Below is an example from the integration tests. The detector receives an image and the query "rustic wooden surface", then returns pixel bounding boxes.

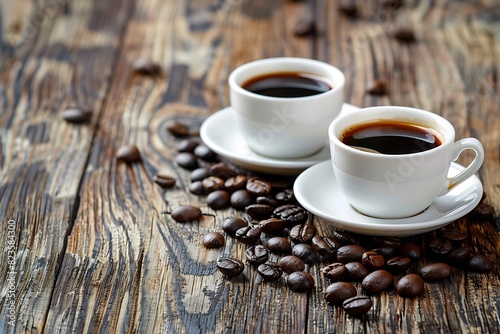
[1,0,499,333]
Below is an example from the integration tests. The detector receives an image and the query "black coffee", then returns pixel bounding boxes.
[242,72,332,97]
[341,121,442,155]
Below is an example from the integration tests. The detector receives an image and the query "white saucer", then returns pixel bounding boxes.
[200,104,360,175]
[294,161,483,237]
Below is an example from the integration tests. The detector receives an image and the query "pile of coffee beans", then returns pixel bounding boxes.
[163,119,495,318]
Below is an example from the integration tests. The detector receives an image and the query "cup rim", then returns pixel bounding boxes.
[328,106,456,158]
[228,57,345,101]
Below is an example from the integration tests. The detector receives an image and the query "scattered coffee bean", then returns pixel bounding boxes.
[61,107,92,123]
[372,236,402,249]
[217,258,244,277]
[396,274,425,298]
[176,138,199,152]
[290,224,316,244]
[287,271,315,292]
[190,167,212,182]
[398,243,422,260]
[202,176,225,193]
[383,0,403,11]
[245,204,273,220]
[312,236,340,259]
[225,175,247,192]
[393,27,416,43]
[132,58,161,76]
[470,203,495,219]
[246,245,269,266]
[362,270,394,294]
[331,230,357,245]
[194,144,217,161]
[337,1,357,17]
[428,238,452,257]
[322,263,347,282]
[256,196,279,207]
[292,243,318,264]
[372,246,397,259]
[235,225,262,245]
[175,152,198,169]
[345,262,370,281]
[273,204,308,226]
[343,296,373,317]
[257,263,283,282]
[116,144,141,162]
[210,163,236,179]
[324,282,357,304]
[166,120,190,137]
[259,218,286,234]
[275,189,294,204]
[230,190,253,210]
[266,237,291,254]
[222,217,247,236]
[361,251,385,270]
[207,190,230,210]
[246,177,272,196]
[386,256,411,274]
[293,16,316,37]
[203,232,225,248]
[441,229,468,243]
[337,245,367,263]
[419,263,453,282]
[468,254,493,273]
[154,173,176,188]
[189,181,205,195]
[171,205,202,222]
[448,246,472,264]
[279,255,306,274]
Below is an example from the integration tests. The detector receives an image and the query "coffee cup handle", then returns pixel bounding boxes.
[439,138,484,196]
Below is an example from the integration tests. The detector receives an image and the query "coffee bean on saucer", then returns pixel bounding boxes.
[386,256,411,274]
[322,263,347,282]
[361,270,394,294]
[176,138,199,152]
[203,232,225,248]
[194,144,217,162]
[292,243,318,264]
[257,263,283,282]
[398,243,422,260]
[312,236,340,259]
[361,251,385,270]
[217,258,244,277]
[324,282,357,304]
[235,225,262,245]
[273,204,308,226]
[222,217,247,236]
[191,167,212,182]
[189,181,205,195]
[259,218,286,234]
[61,107,92,123]
[207,190,230,210]
[343,296,373,317]
[395,274,424,298]
[246,245,269,266]
[246,177,272,196]
[116,144,141,162]
[154,173,176,188]
[345,262,370,281]
[166,120,190,137]
[290,224,316,244]
[266,237,291,254]
[428,238,452,257]
[468,254,493,273]
[202,176,225,193]
[225,175,248,192]
[175,152,198,169]
[279,255,306,274]
[287,271,315,292]
[245,204,273,220]
[419,263,453,282]
[171,205,202,222]
[230,190,253,210]
[132,58,161,76]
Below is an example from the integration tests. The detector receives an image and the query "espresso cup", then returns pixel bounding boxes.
[229,57,345,159]
[328,106,484,219]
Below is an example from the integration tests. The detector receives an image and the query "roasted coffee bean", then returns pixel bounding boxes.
[202,176,225,193]
[361,251,385,270]
[383,0,403,11]
[273,204,308,226]
[441,229,468,243]
[206,190,230,210]
[361,270,394,294]
[194,145,217,162]
[275,189,294,203]
[61,107,92,123]
[393,27,416,43]
[210,163,236,179]
[372,246,397,260]
[287,272,315,292]
[312,236,340,259]
[116,144,141,162]
[132,58,161,76]
[292,243,318,264]
[171,205,202,222]
[246,245,269,266]
[256,196,279,207]
[366,79,388,95]
[257,263,283,282]
[235,226,262,245]
[246,177,272,196]
[343,296,373,317]
[230,190,253,210]
[217,258,244,277]
[189,181,205,195]
[448,246,472,264]
[386,256,411,274]
[202,232,225,248]
[419,263,453,282]
[166,120,189,137]
[225,175,248,192]
[222,217,247,236]
[395,274,424,298]
[324,282,357,304]
[337,1,357,17]
[190,167,212,182]
[175,152,198,169]
[322,263,347,282]
[290,224,316,244]
[331,230,357,245]
[470,203,495,219]
[268,179,291,191]
[279,255,306,274]
[293,14,316,37]
[266,237,291,254]
[345,262,370,281]
[468,254,493,273]
[259,218,286,234]
[245,204,273,219]
[154,173,176,188]
[372,236,402,249]
[398,243,422,260]
[337,245,367,264]
[176,138,199,152]
[428,238,452,257]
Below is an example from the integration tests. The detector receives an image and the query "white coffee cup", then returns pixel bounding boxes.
[328,106,484,219]
[229,57,345,159]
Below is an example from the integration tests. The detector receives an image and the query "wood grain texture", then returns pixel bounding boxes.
[0,0,499,333]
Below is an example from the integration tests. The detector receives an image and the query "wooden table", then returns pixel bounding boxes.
[1,0,499,332]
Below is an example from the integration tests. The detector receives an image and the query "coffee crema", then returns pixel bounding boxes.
[340,121,442,155]
[242,72,332,98]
